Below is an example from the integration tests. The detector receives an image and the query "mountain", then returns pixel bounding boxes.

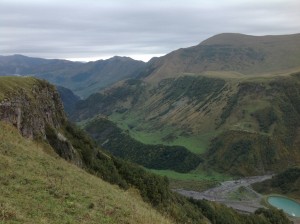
[0,77,291,224]
[141,33,300,82]
[0,76,198,223]
[0,121,172,224]
[0,54,80,75]
[83,117,202,172]
[72,33,300,178]
[57,85,80,116]
[0,55,146,98]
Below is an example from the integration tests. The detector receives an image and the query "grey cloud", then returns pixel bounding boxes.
[0,0,300,61]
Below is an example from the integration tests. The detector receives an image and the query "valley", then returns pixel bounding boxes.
[1,32,300,223]
[176,175,273,213]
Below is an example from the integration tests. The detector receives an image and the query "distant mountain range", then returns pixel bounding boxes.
[71,33,300,177]
[141,33,300,82]
[0,54,146,98]
[2,33,300,177]
[1,33,299,222]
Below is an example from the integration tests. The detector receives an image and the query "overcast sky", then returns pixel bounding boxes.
[1,0,300,62]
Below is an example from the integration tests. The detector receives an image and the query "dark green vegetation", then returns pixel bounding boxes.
[253,168,300,200]
[0,121,173,224]
[72,75,226,154]
[57,85,80,116]
[84,117,202,172]
[206,76,300,176]
[73,73,300,178]
[0,55,145,98]
[189,199,292,224]
[0,76,293,223]
[72,79,145,121]
[0,119,291,224]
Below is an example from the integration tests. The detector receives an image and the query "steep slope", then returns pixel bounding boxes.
[84,117,202,172]
[57,85,80,116]
[73,72,300,176]
[70,33,300,177]
[0,77,66,139]
[0,121,173,224]
[0,76,205,223]
[141,33,300,82]
[252,167,300,200]
[1,123,291,224]
[0,55,145,98]
[0,76,293,224]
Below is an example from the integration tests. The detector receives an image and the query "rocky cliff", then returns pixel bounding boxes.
[0,76,81,165]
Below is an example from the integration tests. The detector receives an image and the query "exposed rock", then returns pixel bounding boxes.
[0,83,64,138]
[0,78,82,166]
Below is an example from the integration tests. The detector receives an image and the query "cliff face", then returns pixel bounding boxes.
[0,80,64,138]
[0,77,82,165]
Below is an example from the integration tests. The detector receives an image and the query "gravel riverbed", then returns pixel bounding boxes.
[175,175,273,213]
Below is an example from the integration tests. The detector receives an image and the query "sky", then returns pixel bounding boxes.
[1,0,300,62]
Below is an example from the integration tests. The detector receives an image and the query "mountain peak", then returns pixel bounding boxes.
[200,32,300,46]
[143,33,300,82]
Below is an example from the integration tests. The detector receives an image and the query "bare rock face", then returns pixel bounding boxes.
[0,78,82,166]
[0,82,65,138]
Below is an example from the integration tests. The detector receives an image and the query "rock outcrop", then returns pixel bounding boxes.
[0,80,65,138]
[0,77,82,165]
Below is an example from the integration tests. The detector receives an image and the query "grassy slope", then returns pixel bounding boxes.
[2,121,285,224]
[73,72,300,180]
[0,121,173,224]
[0,76,39,101]
[0,55,145,98]
[148,169,230,192]
[144,33,300,83]
[109,112,211,154]
[1,76,295,224]
[116,74,300,176]
[84,117,202,172]
[0,76,210,224]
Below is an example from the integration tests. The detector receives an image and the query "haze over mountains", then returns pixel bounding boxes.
[0,54,145,98]
[2,33,300,98]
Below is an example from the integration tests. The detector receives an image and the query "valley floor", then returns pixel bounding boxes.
[175,175,273,213]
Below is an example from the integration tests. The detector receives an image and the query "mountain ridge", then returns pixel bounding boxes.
[141,33,300,82]
[0,55,146,98]
[0,76,293,223]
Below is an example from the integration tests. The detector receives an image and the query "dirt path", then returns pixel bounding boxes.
[175,175,273,213]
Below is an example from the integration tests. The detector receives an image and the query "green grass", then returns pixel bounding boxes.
[0,121,173,224]
[147,169,229,182]
[109,112,216,154]
[0,76,39,101]
[146,168,231,192]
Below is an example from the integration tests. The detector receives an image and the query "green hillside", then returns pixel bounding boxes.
[73,70,300,177]
[57,85,80,116]
[0,121,172,224]
[252,168,300,200]
[0,121,292,224]
[0,55,145,98]
[142,33,300,83]
[83,117,202,172]
[0,76,294,224]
